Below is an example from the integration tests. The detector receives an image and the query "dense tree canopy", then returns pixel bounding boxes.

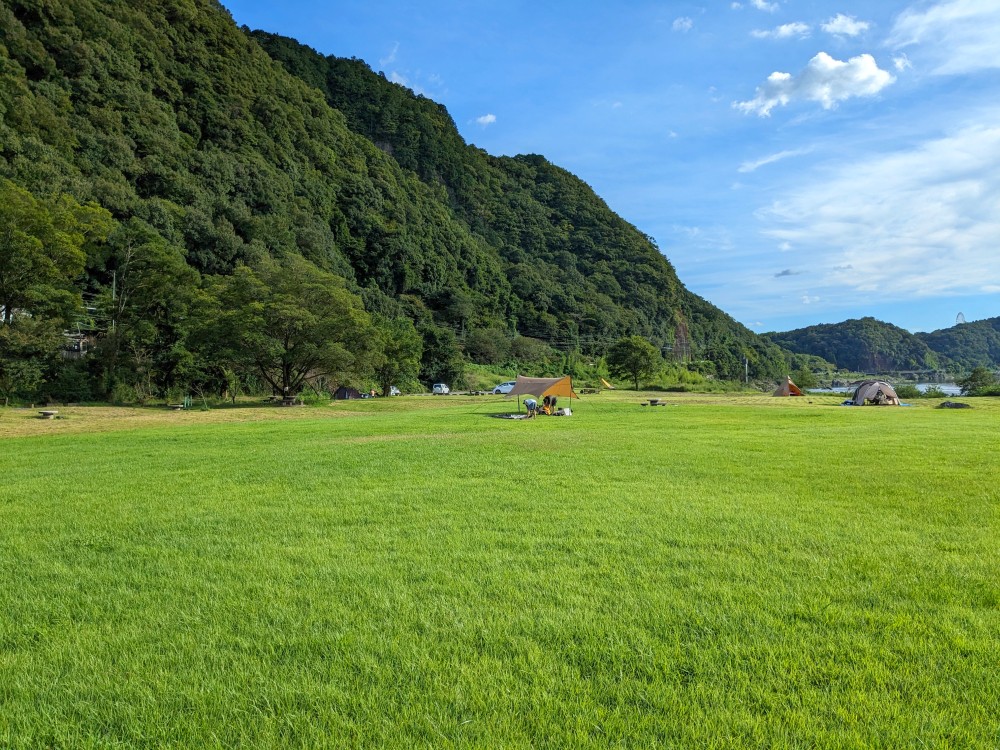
[916,318,1000,370]
[204,255,375,397]
[764,317,944,373]
[607,336,662,390]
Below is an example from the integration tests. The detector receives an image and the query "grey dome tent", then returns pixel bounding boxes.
[850,380,900,406]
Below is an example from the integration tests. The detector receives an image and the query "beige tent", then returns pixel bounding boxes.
[505,375,579,400]
[774,376,804,397]
[850,380,900,406]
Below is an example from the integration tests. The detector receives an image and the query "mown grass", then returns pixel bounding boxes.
[2,394,998,748]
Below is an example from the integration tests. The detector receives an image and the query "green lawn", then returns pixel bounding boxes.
[2,394,998,748]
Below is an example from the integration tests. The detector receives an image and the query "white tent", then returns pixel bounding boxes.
[850,380,900,406]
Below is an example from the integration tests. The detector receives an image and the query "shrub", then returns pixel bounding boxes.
[958,366,998,396]
[894,384,920,399]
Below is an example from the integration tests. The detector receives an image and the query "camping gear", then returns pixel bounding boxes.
[773,376,804,397]
[333,385,363,400]
[850,380,900,406]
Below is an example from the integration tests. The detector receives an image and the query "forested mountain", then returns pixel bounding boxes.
[248,30,787,377]
[763,317,944,372]
[1,0,788,403]
[916,317,1000,370]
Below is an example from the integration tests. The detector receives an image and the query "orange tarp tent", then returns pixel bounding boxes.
[505,375,579,400]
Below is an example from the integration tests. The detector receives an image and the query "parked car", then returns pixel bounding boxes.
[389,386,401,396]
[492,381,517,395]
[432,383,450,395]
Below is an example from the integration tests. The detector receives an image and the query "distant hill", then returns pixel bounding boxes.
[763,317,944,372]
[916,317,1000,370]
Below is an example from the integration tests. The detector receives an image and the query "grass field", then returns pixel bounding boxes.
[2,393,998,748]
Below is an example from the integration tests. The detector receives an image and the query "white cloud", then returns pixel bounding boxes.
[379,42,399,67]
[821,14,870,37]
[735,52,895,116]
[738,148,811,173]
[388,71,428,97]
[751,22,811,40]
[673,17,694,32]
[801,295,820,305]
[751,0,778,12]
[893,54,913,72]
[475,113,497,126]
[731,2,743,8]
[888,0,1000,75]
[758,120,1000,299]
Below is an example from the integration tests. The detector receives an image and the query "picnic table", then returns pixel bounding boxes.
[37,410,59,419]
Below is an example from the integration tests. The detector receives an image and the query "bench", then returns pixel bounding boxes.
[640,401,667,407]
[38,410,59,419]
[167,404,185,411]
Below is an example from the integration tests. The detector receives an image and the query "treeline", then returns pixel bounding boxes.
[764,317,945,373]
[916,318,1000,370]
[1,0,792,405]
[766,316,1000,373]
[0,178,728,405]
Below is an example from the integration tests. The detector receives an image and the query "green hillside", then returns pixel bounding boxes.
[763,317,944,373]
[1,0,787,404]
[916,317,1000,370]
[249,31,787,377]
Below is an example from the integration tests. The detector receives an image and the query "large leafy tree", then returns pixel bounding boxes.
[204,255,375,397]
[0,316,60,405]
[91,218,200,397]
[0,180,112,401]
[372,315,422,396]
[607,335,662,390]
[0,179,112,325]
[418,323,464,387]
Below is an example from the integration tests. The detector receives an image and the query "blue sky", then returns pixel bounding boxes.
[221,0,999,334]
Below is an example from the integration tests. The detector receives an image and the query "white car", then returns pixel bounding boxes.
[432,383,450,395]
[389,386,401,396]
[492,381,516,395]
